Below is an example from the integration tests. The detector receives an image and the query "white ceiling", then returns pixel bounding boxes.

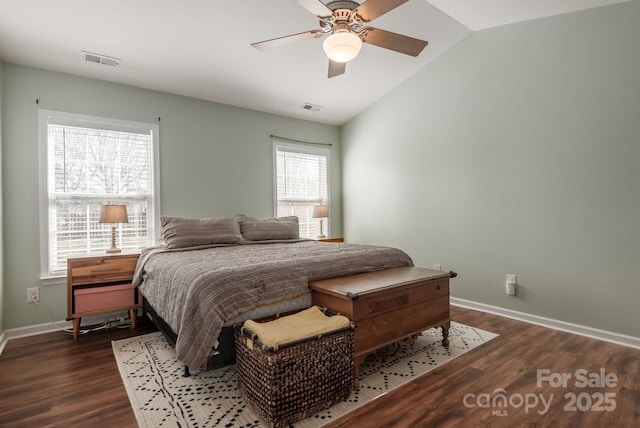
[0,0,630,125]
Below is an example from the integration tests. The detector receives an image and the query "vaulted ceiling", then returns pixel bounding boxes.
[0,0,630,125]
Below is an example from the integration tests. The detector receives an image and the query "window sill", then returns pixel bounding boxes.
[40,275,66,286]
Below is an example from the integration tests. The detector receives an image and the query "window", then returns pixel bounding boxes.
[273,140,330,239]
[39,110,160,278]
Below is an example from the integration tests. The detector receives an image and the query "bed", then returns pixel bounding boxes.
[132,215,414,371]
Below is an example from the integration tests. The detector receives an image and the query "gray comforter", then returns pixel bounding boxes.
[133,240,413,369]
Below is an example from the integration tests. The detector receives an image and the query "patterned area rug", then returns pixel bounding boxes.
[112,322,497,427]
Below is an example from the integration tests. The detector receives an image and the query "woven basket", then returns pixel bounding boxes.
[235,312,354,428]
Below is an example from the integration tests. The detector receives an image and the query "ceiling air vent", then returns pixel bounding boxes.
[82,51,120,68]
[302,103,323,112]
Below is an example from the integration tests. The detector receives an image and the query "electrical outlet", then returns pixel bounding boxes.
[506,274,517,296]
[434,264,442,271]
[27,287,40,303]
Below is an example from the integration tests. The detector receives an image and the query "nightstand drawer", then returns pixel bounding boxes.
[74,284,136,313]
[70,256,138,285]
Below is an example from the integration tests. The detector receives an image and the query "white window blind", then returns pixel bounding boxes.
[274,141,329,238]
[39,110,159,278]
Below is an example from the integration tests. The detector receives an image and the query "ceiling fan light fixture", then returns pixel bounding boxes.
[322,32,362,63]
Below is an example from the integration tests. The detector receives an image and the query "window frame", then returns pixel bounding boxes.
[272,140,331,238]
[38,109,161,282]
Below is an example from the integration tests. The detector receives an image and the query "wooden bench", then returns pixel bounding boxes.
[309,267,453,386]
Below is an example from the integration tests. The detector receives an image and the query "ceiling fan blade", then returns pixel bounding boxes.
[252,30,326,50]
[362,27,428,57]
[328,60,346,78]
[354,0,410,22]
[296,0,333,18]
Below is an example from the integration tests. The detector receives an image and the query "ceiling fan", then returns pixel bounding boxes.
[251,0,429,78]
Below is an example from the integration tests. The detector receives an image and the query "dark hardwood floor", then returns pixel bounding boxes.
[0,317,156,428]
[0,307,638,427]
[327,308,640,428]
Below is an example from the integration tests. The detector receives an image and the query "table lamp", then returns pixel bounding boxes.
[312,204,329,239]
[100,204,128,253]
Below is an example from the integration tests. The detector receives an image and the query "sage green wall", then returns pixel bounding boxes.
[342,2,640,337]
[1,63,341,330]
[0,60,4,333]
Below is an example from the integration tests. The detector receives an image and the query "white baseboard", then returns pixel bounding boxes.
[0,319,72,357]
[3,319,73,341]
[451,297,640,350]
[0,331,8,356]
[0,310,135,357]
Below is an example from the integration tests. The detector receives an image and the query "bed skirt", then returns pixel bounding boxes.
[143,299,237,370]
[142,294,312,371]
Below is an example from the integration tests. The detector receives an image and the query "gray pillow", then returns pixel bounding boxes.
[161,216,244,249]
[239,216,300,241]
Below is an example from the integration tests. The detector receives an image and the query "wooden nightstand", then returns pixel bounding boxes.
[316,237,344,243]
[66,251,141,340]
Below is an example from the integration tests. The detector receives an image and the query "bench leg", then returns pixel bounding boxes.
[441,323,450,347]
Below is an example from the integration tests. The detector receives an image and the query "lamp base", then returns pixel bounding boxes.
[106,224,121,253]
[316,218,327,240]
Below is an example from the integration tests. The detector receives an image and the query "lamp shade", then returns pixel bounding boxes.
[323,32,362,63]
[99,204,128,223]
[312,204,329,219]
